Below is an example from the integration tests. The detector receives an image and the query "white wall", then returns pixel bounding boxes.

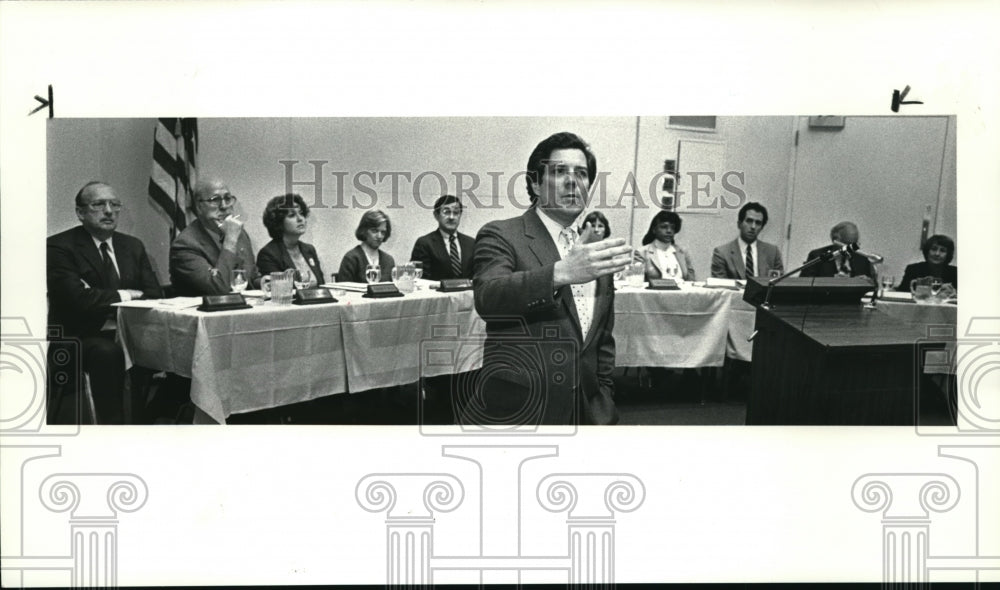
[47,116,955,287]
[198,117,637,281]
[633,117,795,280]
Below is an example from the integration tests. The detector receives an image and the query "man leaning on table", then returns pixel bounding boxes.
[169,178,260,295]
[471,131,632,426]
[710,201,784,280]
[47,181,162,424]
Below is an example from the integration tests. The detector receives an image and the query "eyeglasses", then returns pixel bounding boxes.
[199,194,237,207]
[81,200,123,212]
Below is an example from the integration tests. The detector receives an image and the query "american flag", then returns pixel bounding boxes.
[148,118,197,239]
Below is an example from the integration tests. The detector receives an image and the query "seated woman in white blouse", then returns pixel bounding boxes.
[640,210,696,281]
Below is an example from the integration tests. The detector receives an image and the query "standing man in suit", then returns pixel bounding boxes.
[710,202,784,280]
[471,132,632,426]
[799,221,874,280]
[410,195,475,280]
[169,178,259,295]
[47,181,162,423]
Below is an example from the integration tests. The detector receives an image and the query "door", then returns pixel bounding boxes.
[786,116,950,281]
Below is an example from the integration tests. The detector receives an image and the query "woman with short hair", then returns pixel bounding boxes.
[337,209,396,283]
[640,210,696,281]
[256,193,324,287]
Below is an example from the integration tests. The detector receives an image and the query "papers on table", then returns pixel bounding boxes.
[113,297,203,309]
[705,277,744,290]
[321,282,369,293]
[879,290,915,302]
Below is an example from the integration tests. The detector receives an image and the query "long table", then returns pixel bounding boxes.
[114,283,775,423]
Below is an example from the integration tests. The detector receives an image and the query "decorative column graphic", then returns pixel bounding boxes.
[357,445,645,586]
[356,473,464,586]
[852,473,960,585]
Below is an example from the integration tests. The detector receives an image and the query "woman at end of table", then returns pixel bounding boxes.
[897,234,957,292]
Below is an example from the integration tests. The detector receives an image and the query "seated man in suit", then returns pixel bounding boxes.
[471,131,632,426]
[799,221,874,280]
[410,194,475,280]
[710,202,784,280]
[47,181,162,424]
[170,178,260,295]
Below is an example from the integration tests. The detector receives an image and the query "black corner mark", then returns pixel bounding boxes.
[891,84,923,113]
[29,84,53,117]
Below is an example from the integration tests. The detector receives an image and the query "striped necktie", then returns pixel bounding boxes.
[745,244,755,278]
[449,234,462,278]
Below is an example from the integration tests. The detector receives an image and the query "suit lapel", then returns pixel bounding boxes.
[75,227,107,285]
[111,233,133,286]
[729,239,746,279]
[523,208,583,341]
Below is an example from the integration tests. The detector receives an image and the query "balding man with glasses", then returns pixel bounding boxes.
[47,181,162,423]
[170,178,260,295]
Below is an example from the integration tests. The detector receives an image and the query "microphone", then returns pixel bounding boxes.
[833,240,884,263]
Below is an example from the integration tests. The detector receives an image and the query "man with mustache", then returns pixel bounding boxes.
[470,132,632,426]
[47,181,162,423]
[170,178,260,295]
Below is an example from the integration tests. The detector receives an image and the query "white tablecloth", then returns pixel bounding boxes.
[613,284,746,367]
[118,285,757,422]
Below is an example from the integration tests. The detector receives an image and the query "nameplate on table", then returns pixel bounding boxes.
[363,282,404,298]
[197,294,251,312]
[293,288,338,305]
[438,278,473,292]
[647,278,681,290]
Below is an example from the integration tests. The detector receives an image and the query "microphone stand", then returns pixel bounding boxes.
[746,248,842,343]
[760,247,843,310]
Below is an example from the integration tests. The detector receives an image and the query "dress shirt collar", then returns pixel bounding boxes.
[737,236,757,257]
[90,234,114,254]
[536,207,586,247]
[439,228,458,243]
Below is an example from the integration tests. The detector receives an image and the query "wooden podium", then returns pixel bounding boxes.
[747,304,930,425]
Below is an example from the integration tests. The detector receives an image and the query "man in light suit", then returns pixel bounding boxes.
[170,178,259,295]
[710,201,784,280]
[47,181,163,423]
[471,132,632,426]
[410,194,476,280]
[799,221,874,280]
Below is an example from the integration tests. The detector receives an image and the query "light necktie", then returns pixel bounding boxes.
[558,227,593,338]
[840,254,852,275]
[449,234,462,278]
[100,242,121,290]
[744,244,755,278]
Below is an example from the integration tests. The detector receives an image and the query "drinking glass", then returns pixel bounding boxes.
[930,277,943,296]
[626,261,645,288]
[365,263,381,284]
[880,274,894,297]
[768,269,782,281]
[410,260,424,290]
[294,268,312,291]
[231,269,247,293]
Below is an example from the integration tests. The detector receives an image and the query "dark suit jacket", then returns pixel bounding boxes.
[410,230,475,280]
[47,226,162,338]
[799,244,874,279]
[337,245,396,283]
[256,239,326,284]
[472,207,618,426]
[898,261,958,291]
[710,238,784,279]
[169,219,259,296]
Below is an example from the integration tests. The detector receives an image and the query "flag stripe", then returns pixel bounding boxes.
[149,117,198,235]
